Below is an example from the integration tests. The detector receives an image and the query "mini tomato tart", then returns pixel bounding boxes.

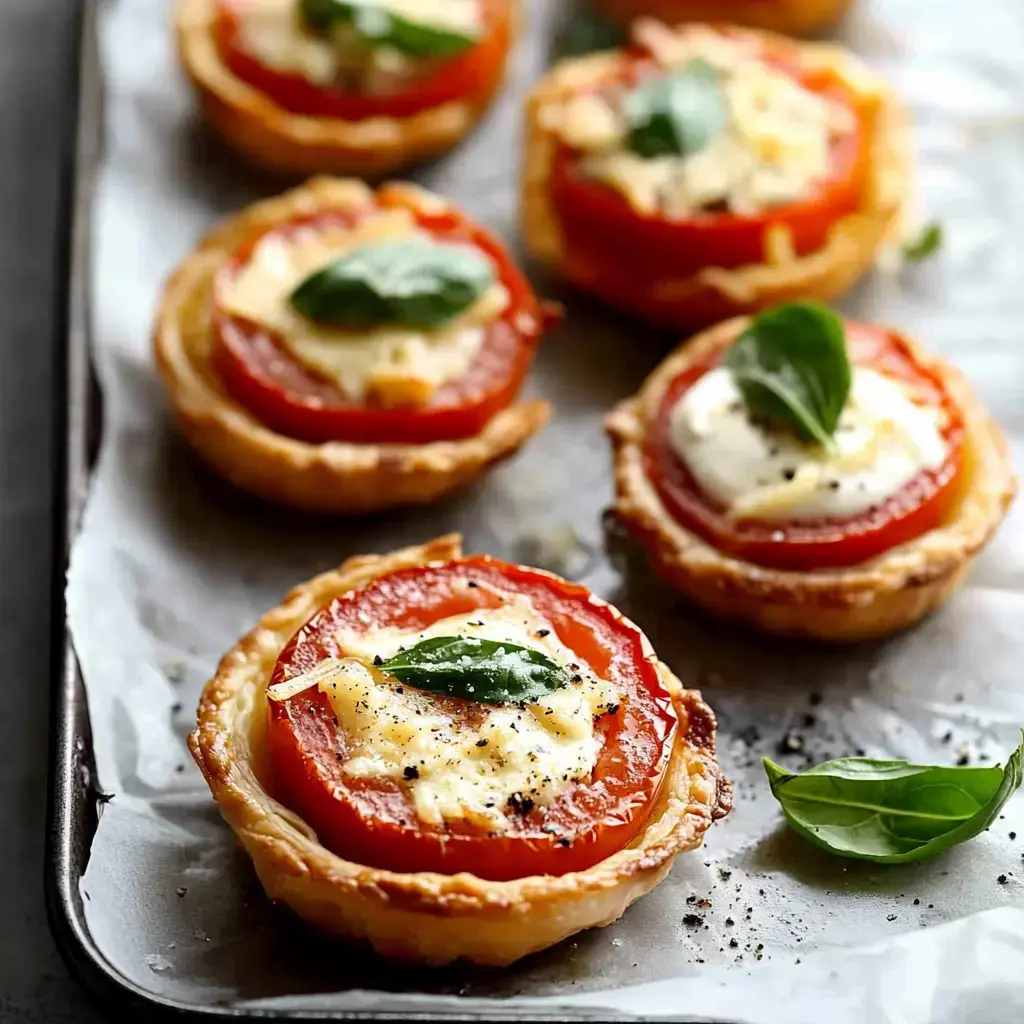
[595,1,854,38]
[154,178,552,513]
[176,0,518,176]
[606,303,1017,641]
[189,535,731,965]
[523,20,908,329]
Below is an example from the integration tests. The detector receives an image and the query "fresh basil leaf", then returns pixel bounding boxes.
[556,9,624,58]
[902,221,944,262]
[764,734,1024,864]
[724,301,851,450]
[625,60,726,160]
[289,238,494,329]
[380,636,571,705]
[299,0,477,58]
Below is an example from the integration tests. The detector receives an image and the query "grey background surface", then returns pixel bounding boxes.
[0,0,101,1020]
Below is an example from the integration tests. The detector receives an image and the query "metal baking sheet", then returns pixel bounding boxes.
[52,0,1024,1020]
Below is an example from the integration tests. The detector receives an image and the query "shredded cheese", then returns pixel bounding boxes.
[219,208,508,407]
[549,26,856,218]
[271,589,621,830]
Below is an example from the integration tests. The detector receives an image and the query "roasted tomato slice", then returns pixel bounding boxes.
[212,193,549,445]
[549,36,870,302]
[266,556,678,881]
[645,323,966,571]
[215,0,513,120]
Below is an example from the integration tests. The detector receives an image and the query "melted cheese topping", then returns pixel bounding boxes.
[269,589,620,830]
[669,367,949,521]
[219,208,508,407]
[546,24,854,218]
[235,0,481,94]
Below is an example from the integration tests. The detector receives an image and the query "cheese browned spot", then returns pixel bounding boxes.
[235,0,483,95]
[269,587,621,829]
[546,24,855,219]
[219,207,509,408]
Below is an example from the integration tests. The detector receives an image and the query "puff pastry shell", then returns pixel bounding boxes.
[176,0,517,176]
[596,0,854,37]
[523,23,909,329]
[153,177,549,513]
[189,535,732,965]
[606,318,1017,642]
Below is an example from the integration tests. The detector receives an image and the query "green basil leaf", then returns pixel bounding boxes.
[764,733,1024,863]
[289,238,494,329]
[299,0,477,58]
[625,59,727,160]
[902,221,944,262]
[556,9,624,58]
[724,301,851,450]
[380,636,571,705]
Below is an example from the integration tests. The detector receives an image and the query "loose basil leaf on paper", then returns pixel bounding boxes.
[290,238,494,329]
[299,0,477,58]
[625,59,727,160]
[764,734,1024,864]
[555,8,624,58]
[902,221,944,262]
[724,301,851,450]
[380,636,571,705]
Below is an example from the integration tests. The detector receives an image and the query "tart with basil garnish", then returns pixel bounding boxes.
[594,1,854,38]
[524,19,907,329]
[190,534,730,965]
[606,302,1016,641]
[176,0,517,175]
[154,178,552,512]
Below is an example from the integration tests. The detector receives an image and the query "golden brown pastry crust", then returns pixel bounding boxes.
[189,535,731,966]
[153,177,550,513]
[176,0,517,176]
[522,22,909,329]
[606,318,1017,642]
[597,0,854,37]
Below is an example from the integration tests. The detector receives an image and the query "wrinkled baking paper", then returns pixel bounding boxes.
[68,0,1024,1019]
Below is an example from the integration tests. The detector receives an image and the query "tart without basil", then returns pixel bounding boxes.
[596,1,854,37]
[189,535,730,965]
[524,19,907,329]
[154,177,552,512]
[176,0,517,175]
[606,303,1016,641]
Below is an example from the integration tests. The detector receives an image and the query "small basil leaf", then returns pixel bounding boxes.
[625,60,727,160]
[724,301,851,450]
[380,636,571,705]
[289,238,494,329]
[902,221,944,262]
[299,0,477,58]
[556,9,624,58]
[764,733,1024,864]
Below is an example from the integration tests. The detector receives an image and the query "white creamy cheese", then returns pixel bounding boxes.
[550,27,854,218]
[235,0,482,94]
[269,589,620,830]
[219,208,508,407]
[668,367,949,521]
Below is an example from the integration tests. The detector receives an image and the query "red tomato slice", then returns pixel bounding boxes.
[266,556,678,881]
[549,38,871,301]
[645,323,966,571]
[212,194,550,445]
[215,0,512,120]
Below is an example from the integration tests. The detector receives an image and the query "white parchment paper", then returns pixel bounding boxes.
[68,0,1024,1018]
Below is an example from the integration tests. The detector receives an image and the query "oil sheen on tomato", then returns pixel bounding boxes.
[645,323,966,571]
[266,556,678,880]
